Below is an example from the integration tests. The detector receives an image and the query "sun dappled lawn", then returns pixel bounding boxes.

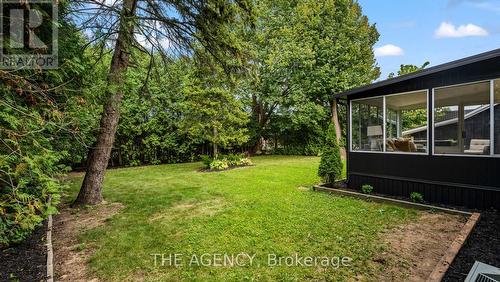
[64,156,417,281]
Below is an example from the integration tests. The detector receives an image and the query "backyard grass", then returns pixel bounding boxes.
[63,155,417,281]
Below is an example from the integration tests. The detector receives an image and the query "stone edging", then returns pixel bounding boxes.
[426,212,480,282]
[312,185,481,281]
[46,207,54,282]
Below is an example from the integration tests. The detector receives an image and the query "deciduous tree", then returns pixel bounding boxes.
[243,0,379,154]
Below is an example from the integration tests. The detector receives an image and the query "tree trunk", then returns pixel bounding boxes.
[330,98,346,158]
[250,96,275,155]
[73,0,137,206]
[213,127,218,157]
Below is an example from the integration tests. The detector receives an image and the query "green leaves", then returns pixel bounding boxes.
[181,86,249,151]
[242,0,379,151]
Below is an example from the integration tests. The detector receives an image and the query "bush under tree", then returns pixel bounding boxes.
[318,124,343,185]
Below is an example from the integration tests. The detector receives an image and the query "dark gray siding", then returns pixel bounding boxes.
[346,55,500,209]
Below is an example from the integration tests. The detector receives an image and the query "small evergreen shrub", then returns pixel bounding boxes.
[361,184,373,194]
[318,124,343,185]
[410,192,424,203]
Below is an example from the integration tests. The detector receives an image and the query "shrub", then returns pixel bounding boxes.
[209,159,229,170]
[202,154,251,171]
[238,157,253,166]
[0,95,64,248]
[361,184,373,194]
[410,192,424,203]
[224,154,242,166]
[200,155,213,168]
[129,160,141,167]
[0,153,62,248]
[318,124,343,185]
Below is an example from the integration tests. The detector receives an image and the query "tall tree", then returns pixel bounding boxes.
[388,61,430,78]
[243,0,379,154]
[74,0,138,205]
[182,87,249,156]
[387,61,431,132]
[299,0,379,157]
[71,0,253,205]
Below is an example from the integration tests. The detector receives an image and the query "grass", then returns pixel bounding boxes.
[64,155,417,281]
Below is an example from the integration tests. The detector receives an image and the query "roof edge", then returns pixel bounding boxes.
[333,48,500,99]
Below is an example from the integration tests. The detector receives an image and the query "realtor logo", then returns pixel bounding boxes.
[0,0,58,69]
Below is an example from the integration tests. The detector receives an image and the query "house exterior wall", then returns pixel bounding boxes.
[346,56,500,209]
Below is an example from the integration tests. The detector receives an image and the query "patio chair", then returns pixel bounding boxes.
[464,139,490,155]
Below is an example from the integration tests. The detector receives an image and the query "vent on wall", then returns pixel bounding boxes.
[465,262,500,282]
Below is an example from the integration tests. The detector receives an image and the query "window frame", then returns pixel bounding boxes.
[431,78,500,158]
[349,96,385,154]
[349,89,429,155]
[384,90,429,155]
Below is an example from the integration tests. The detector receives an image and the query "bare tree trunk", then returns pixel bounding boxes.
[330,98,346,158]
[73,0,137,206]
[250,95,276,155]
[213,127,218,157]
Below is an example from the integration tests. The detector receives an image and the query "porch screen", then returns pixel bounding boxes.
[495,79,500,154]
[434,81,491,155]
[351,97,384,152]
[385,91,428,153]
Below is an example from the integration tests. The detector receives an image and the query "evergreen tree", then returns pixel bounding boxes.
[318,124,343,184]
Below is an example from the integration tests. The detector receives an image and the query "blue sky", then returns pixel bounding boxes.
[357,0,500,79]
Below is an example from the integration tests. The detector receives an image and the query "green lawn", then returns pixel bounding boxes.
[65,156,417,281]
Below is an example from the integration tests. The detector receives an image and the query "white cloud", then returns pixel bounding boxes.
[434,22,489,38]
[374,44,404,57]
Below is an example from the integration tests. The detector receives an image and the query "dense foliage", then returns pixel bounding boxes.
[0,8,97,246]
[1,0,381,246]
[318,124,343,184]
[242,0,379,153]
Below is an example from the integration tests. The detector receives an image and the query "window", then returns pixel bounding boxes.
[433,81,491,155]
[495,79,500,154]
[351,97,384,151]
[385,91,428,153]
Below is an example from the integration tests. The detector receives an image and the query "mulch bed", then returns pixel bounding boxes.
[443,211,500,281]
[0,222,47,282]
[197,164,254,173]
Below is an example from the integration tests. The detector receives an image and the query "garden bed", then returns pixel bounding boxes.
[197,164,254,173]
[0,222,47,281]
[443,211,500,281]
[320,181,474,214]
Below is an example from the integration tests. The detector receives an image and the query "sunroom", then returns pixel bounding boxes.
[334,48,500,209]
